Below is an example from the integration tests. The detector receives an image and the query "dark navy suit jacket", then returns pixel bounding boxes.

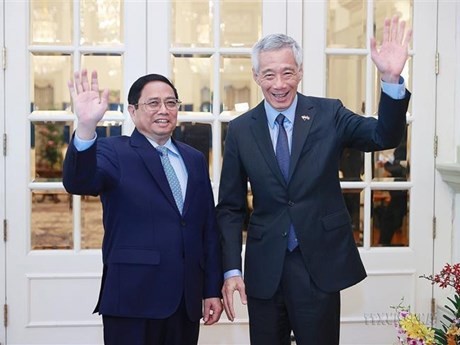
[63,129,222,321]
[217,91,411,299]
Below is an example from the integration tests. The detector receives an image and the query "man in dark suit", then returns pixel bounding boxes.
[63,70,223,345]
[216,16,412,345]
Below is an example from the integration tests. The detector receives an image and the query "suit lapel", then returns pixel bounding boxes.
[249,102,287,186]
[289,95,316,180]
[130,129,180,213]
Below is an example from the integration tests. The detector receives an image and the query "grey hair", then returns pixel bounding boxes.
[251,34,303,73]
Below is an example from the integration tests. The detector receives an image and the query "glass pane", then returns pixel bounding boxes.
[81,54,124,109]
[342,189,364,246]
[373,124,410,182]
[173,122,212,174]
[221,121,229,156]
[31,190,73,250]
[81,196,104,249]
[221,55,259,113]
[172,54,213,113]
[80,0,124,45]
[31,54,72,111]
[221,0,262,48]
[340,148,364,181]
[245,188,253,233]
[374,0,413,48]
[327,0,367,48]
[372,189,409,247]
[30,0,72,45]
[171,0,212,48]
[32,122,72,181]
[95,123,123,137]
[327,55,366,113]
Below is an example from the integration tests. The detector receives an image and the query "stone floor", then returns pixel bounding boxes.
[31,193,103,250]
[30,193,408,251]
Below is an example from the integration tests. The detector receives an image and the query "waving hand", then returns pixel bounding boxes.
[370,16,413,84]
[68,69,109,140]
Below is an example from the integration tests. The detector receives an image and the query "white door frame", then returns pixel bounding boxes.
[434,0,460,306]
[5,1,31,342]
[1,0,6,342]
[4,1,146,344]
[303,1,438,344]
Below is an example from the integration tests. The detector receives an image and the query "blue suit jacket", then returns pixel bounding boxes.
[217,91,411,299]
[63,129,222,321]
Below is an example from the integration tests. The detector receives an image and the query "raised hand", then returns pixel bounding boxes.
[68,69,109,140]
[370,15,413,84]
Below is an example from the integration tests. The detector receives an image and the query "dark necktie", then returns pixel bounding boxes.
[157,146,184,214]
[275,114,297,251]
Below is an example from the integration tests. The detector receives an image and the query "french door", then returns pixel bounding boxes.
[4,1,146,344]
[302,1,437,343]
[0,0,6,343]
[2,0,438,344]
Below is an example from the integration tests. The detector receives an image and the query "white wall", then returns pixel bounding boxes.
[435,1,460,267]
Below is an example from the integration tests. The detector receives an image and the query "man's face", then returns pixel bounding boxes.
[128,81,178,145]
[253,47,303,112]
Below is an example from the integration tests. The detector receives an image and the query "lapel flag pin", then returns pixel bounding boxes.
[301,115,310,121]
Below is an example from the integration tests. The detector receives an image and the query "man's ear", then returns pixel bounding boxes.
[297,65,304,80]
[127,104,136,121]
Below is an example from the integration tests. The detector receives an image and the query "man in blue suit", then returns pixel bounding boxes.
[217,16,412,345]
[63,70,223,345]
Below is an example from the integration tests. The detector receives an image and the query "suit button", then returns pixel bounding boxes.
[181,221,186,226]
[282,232,288,237]
[288,201,294,207]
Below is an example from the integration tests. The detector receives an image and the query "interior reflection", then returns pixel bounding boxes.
[372,190,410,247]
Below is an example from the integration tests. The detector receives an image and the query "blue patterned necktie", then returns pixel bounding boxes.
[275,114,298,251]
[157,146,184,214]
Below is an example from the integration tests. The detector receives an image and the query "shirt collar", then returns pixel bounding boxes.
[147,137,180,157]
[265,94,298,129]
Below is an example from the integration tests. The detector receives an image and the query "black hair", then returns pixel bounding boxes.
[127,74,179,107]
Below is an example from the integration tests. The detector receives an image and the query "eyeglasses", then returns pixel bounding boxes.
[135,98,182,112]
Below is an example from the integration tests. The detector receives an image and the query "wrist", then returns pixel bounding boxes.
[380,74,401,84]
[76,125,97,140]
